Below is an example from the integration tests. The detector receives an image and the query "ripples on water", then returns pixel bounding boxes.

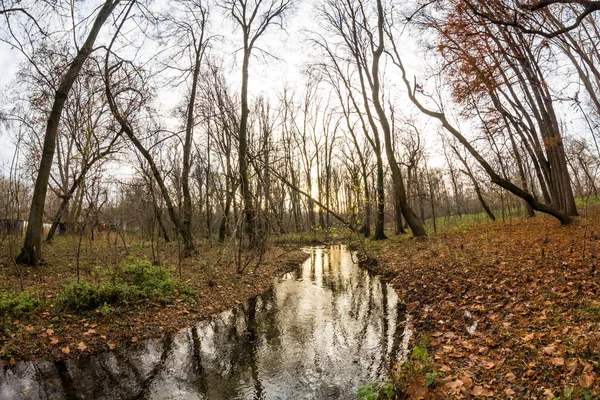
[0,245,410,400]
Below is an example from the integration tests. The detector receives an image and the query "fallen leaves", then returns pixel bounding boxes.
[61,346,70,355]
[380,212,600,399]
[77,342,87,352]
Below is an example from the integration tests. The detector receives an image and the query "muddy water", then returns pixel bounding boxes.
[0,245,410,400]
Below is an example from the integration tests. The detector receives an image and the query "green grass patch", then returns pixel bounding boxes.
[575,195,600,209]
[272,232,326,245]
[574,301,600,323]
[0,291,41,328]
[272,227,348,246]
[57,258,194,313]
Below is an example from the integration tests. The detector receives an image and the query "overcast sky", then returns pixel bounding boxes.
[0,0,436,178]
[2,0,587,181]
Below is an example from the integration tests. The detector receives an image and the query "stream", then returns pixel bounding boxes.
[0,245,410,400]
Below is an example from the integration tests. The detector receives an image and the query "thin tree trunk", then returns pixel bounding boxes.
[239,49,257,245]
[181,39,204,255]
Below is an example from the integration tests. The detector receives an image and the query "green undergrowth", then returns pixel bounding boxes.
[272,227,348,246]
[0,291,41,329]
[58,258,194,313]
[394,343,442,391]
[356,380,395,400]
[356,343,441,399]
[575,195,600,209]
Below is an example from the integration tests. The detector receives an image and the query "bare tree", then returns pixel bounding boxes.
[224,0,294,245]
[15,0,123,266]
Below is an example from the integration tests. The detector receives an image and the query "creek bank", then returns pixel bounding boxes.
[377,212,600,398]
[1,245,406,400]
[0,246,309,364]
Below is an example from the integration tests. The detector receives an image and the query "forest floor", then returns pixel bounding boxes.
[374,207,600,399]
[0,235,308,363]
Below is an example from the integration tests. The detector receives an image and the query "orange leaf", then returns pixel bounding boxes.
[566,361,579,374]
[61,346,70,354]
[551,357,564,366]
[77,342,87,352]
[471,386,494,397]
[406,383,428,399]
[444,379,464,393]
[439,364,452,372]
[578,373,595,389]
[522,333,535,342]
[505,371,516,382]
[50,337,59,345]
[523,369,536,378]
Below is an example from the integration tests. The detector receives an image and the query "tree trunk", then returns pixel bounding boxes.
[181,42,204,254]
[372,0,425,237]
[17,0,121,266]
[239,49,257,245]
[373,155,387,240]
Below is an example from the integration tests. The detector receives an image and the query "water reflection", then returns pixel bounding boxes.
[0,245,409,400]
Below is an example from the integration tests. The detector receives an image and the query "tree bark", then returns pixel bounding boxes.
[373,0,425,237]
[17,0,121,266]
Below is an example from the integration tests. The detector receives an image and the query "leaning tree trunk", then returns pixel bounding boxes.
[104,4,194,255]
[17,0,121,266]
[372,0,426,237]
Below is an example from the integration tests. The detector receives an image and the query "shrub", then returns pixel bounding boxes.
[58,280,138,312]
[121,258,172,286]
[58,280,98,312]
[57,258,192,313]
[121,259,178,303]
